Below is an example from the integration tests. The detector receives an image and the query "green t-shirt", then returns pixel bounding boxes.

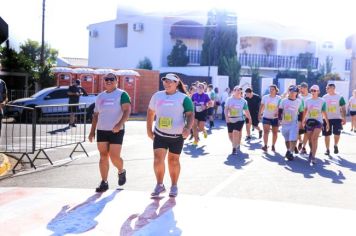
[120,91,131,104]
[183,96,194,113]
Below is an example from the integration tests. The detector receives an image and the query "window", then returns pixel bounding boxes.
[47,89,68,99]
[82,75,93,82]
[115,24,128,48]
[59,74,70,80]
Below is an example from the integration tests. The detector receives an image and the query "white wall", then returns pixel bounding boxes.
[278,78,296,95]
[261,77,274,96]
[328,80,350,101]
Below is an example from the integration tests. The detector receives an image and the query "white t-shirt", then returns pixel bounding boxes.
[261,95,282,119]
[298,93,312,103]
[225,97,248,122]
[279,98,303,125]
[305,97,326,123]
[322,93,346,120]
[349,96,356,112]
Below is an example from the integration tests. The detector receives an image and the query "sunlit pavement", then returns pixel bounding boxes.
[1,187,355,236]
[1,120,356,235]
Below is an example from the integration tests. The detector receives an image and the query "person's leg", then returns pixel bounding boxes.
[272,126,279,146]
[221,103,225,120]
[311,128,322,158]
[334,135,340,146]
[325,135,330,151]
[97,142,110,181]
[263,123,270,147]
[69,112,75,125]
[108,144,124,172]
[193,119,199,143]
[199,121,207,138]
[167,152,180,186]
[232,130,239,148]
[153,148,168,184]
[246,119,251,137]
[353,115,356,130]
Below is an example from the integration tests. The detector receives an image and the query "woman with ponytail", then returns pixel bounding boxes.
[147,73,194,197]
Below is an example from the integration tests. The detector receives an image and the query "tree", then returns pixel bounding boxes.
[201,9,237,74]
[19,39,58,89]
[220,56,240,89]
[250,66,261,94]
[0,46,24,71]
[167,40,189,67]
[136,57,152,70]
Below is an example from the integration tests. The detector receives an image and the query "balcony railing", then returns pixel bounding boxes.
[345,59,351,71]
[186,50,319,69]
[187,50,201,65]
[239,54,319,69]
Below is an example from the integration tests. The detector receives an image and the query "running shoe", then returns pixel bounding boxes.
[245,135,252,141]
[324,149,330,156]
[259,130,263,139]
[192,140,198,146]
[294,146,299,154]
[151,184,166,197]
[286,151,294,161]
[232,148,238,155]
[169,185,178,197]
[262,145,268,152]
[203,130,208,138]
[95,181,109,193]
[300,147,307,155]
[271,145,276,152]
[118,169,126,186]
[334,145,339,154]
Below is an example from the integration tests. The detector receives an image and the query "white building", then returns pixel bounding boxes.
[87,6,352,91]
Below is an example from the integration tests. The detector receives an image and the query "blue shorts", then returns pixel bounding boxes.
[262,117,279,127]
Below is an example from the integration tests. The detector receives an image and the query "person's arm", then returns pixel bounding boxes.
[302,107,308,127]
[340,97,347,125]
[259,103,265,121]
[182,96,194,138]
[0,81,8,109]
[322,111,330,131]
[147,108,155,140]
[88,112,98,142]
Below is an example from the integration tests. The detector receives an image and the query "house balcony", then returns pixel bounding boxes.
[345,59,351,71]
[239,53,319,70]
[187,49,201,65]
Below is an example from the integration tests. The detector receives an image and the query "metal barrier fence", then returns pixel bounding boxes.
[9,89,36,101]
[1,103,89,173]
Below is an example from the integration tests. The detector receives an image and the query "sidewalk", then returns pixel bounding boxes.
[1,187,355,236]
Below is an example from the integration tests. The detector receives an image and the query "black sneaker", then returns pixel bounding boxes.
[69,123,76,127]
[262,145,268,152]
[294,146,299,154]
[334,145,339,154]
[118,169,126,186]
[324,149,330,156]
[286,151,294,161]
[271,145,276,152]
[232,148,237,155]
[298,143,303,151]
[245,135,252,141]
[259,130,263,139]
[95,181,108,192]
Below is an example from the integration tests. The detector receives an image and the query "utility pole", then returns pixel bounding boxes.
[40,0,45,68]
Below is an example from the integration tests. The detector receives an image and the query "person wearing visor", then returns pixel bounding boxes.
[297,82,312,155]
[88,73,131,192]
[322,83,346,155]
[191,82,211,145]
[259,85,282,152]
[278,85,304,161]
[225,86,251,155]
[302,85,329,165]
[147,73,194,197]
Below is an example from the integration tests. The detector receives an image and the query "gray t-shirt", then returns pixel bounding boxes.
[349,97,356,112]
[261,95,282,119]
[149,91,193,136]
[322,93,346,120]
[225,97,248,123]
[305,97,327,123]
[94,89,130,131]
[279,98,304,125]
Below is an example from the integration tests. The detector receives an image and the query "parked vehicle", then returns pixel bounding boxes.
[6,86,96,122]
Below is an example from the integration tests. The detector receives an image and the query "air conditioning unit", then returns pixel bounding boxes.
[89,30,98,38]
[133,23,143,32]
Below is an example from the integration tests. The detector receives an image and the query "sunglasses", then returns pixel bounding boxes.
[104,77,115,82]
[311,89,318,92]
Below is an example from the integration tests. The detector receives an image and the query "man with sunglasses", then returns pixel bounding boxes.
[322,83,347,155]
[68,79,87,127]
[88,73,131,192]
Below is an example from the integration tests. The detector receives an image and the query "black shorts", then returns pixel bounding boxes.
[97,129,125,144]
[351,111,356,116]
[69,105,79,113]
[207,107,214,116]
[262,117,279,127]
[195,110,207,122]
[227,121,245,133]
[153,133,184,155]
[246,114,259,127]
[322,119,342,136]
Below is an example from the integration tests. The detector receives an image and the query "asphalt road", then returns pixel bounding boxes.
[1,119,356,211]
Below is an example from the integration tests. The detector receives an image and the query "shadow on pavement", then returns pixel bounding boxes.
[224,151,252,169]
[47,190,120,235]
[329,155,356,172]
[120,197,181,236]
[263,152,346,184]
[183,144,209,158]
[47,126,71,135]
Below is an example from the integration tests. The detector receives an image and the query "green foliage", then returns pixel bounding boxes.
[319,56,333,74]
[220,56,240,89]
[137,57,153,70]
[250,66,261,94]
[201,8,238,76]
[167,40,189,67]
[0,46,26,71]
[276,69,307,85]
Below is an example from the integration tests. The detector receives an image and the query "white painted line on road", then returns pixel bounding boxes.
[205,171,241,197]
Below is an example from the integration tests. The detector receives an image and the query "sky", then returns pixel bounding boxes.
[1,0,356,58]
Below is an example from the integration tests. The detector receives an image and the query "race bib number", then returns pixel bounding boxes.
[310,109,319,118]
[267,103,277,112]
[352,104,356,109]
[195,105,203,112]
[230,108,238,116]
[284,112,292,122]
[158,117,173,129]
[328,105,337,113]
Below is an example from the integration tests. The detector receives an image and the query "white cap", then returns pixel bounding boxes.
[310,85,320,91]
[161,73,179,82]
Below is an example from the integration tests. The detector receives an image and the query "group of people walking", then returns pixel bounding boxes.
[88,72,356,197]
